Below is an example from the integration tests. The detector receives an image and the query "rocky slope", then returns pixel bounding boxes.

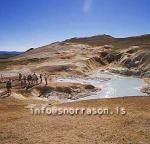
[4,34,149,78]
[0,34,149,99]
[64,34,150,76]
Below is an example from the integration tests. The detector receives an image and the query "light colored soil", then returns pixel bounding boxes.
[0,40,150,144]
[0,96,150,144]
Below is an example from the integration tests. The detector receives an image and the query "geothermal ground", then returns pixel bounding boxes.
[0,34,150,144]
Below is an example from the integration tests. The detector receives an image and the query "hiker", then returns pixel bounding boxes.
[0,74,4,83]
[22,75,27,88]
[44,73,49,86]
[32,72,36,84]
[27,74,32,86]
[40,74,42,83]
[6,79,12,96]
[32,72,38,85]
[19,73,23,87]
[35,74,38,84]
[18,73,22,81]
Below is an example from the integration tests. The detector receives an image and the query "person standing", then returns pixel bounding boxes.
[0,74,4,83]
[40,74,42,83]
[18,73,22,81]
[35,74,38,84]
[44,73,49,86]
[6,79,12,96]
[19,73,23,87]
[22,75,27,88]
[32,72,36,84]
[27,74,32,86]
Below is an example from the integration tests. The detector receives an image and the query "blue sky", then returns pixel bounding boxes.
[0,0,150,51]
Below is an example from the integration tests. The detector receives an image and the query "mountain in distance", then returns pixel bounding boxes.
[0,51,23,55]
[0,51,23,59]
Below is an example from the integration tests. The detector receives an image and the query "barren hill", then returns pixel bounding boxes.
[0,35,150,144]
[0,34,149,78]
[64,34,150,49]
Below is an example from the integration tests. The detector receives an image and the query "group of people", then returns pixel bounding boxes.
[19,72,49,88]
[4,72,49,96]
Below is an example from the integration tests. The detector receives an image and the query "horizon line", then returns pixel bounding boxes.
[1,33,150,52]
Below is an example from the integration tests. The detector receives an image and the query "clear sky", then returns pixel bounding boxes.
[0,0,150,51]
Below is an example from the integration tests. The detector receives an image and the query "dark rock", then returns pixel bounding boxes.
[142,71,150,78]
[26,48,34,52]
[99,51,109,57]
[141,85,150,95]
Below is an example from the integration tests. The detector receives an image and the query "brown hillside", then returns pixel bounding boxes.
[64,34,150,49]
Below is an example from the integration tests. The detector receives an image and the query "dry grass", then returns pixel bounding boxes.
[0,96,150,144]
[0,57,48,69]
